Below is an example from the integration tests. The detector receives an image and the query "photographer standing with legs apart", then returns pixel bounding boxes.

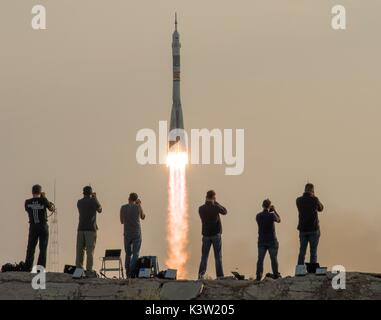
[76,186,102,277]
[198,190,227,280]
[24,184,55,272]
[256,199,281,281]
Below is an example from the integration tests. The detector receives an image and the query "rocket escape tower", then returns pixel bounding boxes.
[169,13,185,151]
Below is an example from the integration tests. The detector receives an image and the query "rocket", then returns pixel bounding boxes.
[169,13,185,151]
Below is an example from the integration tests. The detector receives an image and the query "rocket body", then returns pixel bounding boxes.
[169,16,185,151]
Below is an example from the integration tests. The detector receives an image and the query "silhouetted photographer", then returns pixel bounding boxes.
[198,190,227,280]
[120,192,146,278]
[76,186,102,275]
[296,183,324,265]
[256,199,281,281]
[24,184,55,272]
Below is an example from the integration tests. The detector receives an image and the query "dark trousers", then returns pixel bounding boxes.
[124,235,142,277]
[25,223,49,271]
[198,234,224,279]
[297,230,320,265]
[256,241,279,277]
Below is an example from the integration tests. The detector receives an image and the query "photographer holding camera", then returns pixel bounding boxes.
[296,183,324,266]
[24,184,55,272]
[76,186,102,275]
[198,190,228,280]
[120,192,146,278]
[256,199,281,281]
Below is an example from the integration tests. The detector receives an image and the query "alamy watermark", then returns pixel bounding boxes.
[136,121,245,176]
[31,5,46,30]
[331,5,346,30]
[331,265,346,290]
[31,265,46,290]
[30,4,346,32]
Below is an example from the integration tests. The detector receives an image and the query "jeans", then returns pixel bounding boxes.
[25,223,49,271]
[76,231,97,271]
[124,235,142,277]
[198,234,224,279]
[297,230,320,265]
[256,240,279,277]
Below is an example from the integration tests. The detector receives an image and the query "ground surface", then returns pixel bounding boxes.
[0,272,380,300]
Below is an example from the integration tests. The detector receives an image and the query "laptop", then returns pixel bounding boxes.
[64,265,76,275]
[295,264,307,276]
[105,249,122,258]
[164,269,178,280]
[72,268,85,279]
[138,268,151,278]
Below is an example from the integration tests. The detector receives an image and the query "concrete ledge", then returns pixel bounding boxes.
[0,272,380,300]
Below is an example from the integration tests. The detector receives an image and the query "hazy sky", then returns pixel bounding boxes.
[1,1,381,279]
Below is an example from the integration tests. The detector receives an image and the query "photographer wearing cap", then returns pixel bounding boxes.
[256,199,281,281]
[120,192,145,278]
[24,184,55,272]
[76,186,102,274]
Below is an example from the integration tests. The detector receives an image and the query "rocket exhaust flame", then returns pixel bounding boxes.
[166,151,188,279]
